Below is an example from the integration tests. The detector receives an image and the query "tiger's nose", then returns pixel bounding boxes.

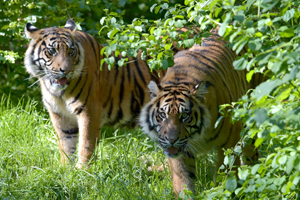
[166,136,179,144]
[60,66,71,74]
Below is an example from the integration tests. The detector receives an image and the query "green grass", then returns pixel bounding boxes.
[0,96,215,199]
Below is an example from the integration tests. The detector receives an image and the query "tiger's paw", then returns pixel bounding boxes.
[75,162,89,170]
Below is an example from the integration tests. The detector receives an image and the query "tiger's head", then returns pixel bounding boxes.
[140,81,211,158]
[24,19,84,91]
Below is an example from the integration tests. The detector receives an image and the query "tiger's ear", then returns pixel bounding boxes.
[191,81,206,97]
[64,19,77,33]
[25,23,40,39]
[148,81,160,100]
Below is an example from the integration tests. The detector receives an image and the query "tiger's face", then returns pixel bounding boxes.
[24,20,83,91]
[140,81,211,158]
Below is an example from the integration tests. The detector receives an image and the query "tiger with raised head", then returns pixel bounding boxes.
[139,29,265,195]
[24,19,169,168]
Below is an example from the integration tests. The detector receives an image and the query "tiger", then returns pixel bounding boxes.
[24,19,172,169]
[139,29,265,195]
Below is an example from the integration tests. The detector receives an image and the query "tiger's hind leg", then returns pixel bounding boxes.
[167,155,196,197]
[49,111,78,164]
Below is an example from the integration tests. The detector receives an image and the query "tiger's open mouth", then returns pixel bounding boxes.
[49,76,69,90]
[57,77,68,85]
[164,146,182,158]
[50,77,68,85]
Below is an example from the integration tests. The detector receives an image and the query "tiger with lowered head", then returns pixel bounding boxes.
[24,19,168,168]
[139,29,265,195]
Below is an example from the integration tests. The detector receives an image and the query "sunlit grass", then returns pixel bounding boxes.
[0,96,215,199]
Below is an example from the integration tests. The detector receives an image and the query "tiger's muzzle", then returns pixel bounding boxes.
[158,116,188,158]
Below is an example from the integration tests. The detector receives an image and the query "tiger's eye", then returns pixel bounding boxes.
[159,112,166,119]
[48,48,56,55]
[68,47,75,56]
[181,113,189,121]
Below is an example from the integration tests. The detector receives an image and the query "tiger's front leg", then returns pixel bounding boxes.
[48,111,78,164]
[75,105,101,169]
[168,155,196,197]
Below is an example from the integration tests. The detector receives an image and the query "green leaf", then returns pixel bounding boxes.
[254,108,267,126]
[150,4,157,12]
[161,60,169,69]
[245,20,253,28]
[246,70,255,82]
[174,20,184,28]
[252,79,282,100]
[164,43,172,51]
[256,179,266,192]
[238,168,249,180]
[278,155,287,165]
[225,176,237,192]
[127,49,136,57]
[236,40,247,55]
[100,46,107,56]
[218,24,227,37]
[274,177,285,186]
[251,164,261,175]
[183,39,194,47]
[214,116,224,129]
[157,52,163,61]
[118,59,125,67]
[248,38,262,51]
[286,156,296,174]
[283,9,295,22]
[108,29,119,39]
[161,3,169,9]
[121,51,127,57]
[167,57,174,67]
[233,56,247,70]
[100,17,106,25]
[105,46,112,56]
[254,138,264,147]
[233,15,244,22]
[278,26,295,38]
[100,59,105,70]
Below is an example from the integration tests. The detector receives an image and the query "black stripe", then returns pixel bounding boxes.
[187,170,196,179]
[74,81,93,115]
[126,64,131,82]
[75,32,87,43]
[119,66,125,102]
[130,92,140,115]
[81,32,97,60]
[103,87,112,108]
[114,55,120,83]
[205,114,225,142]
[69,71,83,94]
[61,128,79,134]
[134,60,146,85]
[107,98,113,118]
[112,107,123,124]
[69,73,88,105]
[134,75,145,106]
[220,126,233,148]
